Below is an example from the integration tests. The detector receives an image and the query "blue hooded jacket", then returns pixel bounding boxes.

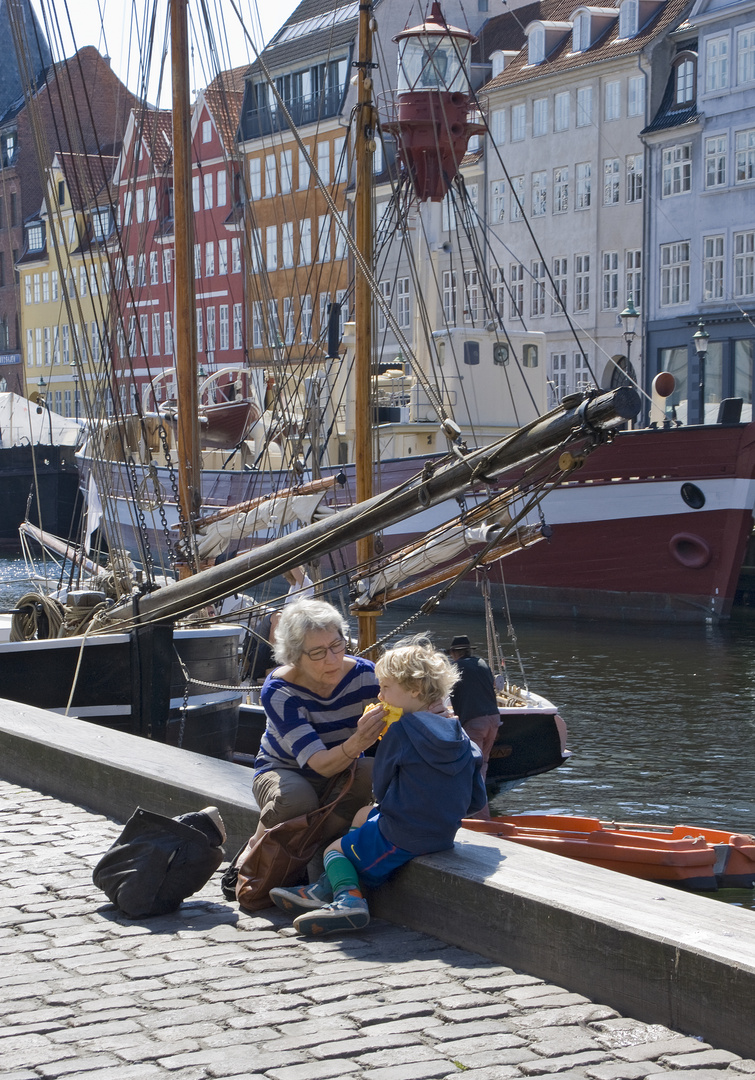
[372,710,487,854]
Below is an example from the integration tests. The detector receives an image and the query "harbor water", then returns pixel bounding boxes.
[2,555,754,907]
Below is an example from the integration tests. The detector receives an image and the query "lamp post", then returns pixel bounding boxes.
[37,376,53,443]
[72,364,79,422]
[620,297,640,400]
[693,318,709,425]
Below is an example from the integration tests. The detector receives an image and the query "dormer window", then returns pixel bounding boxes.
[27,223,44,251]
[674,53,697,106]
[528,25,545,65]
[618,0,638,40]
[572,11,590,52]
[92,208,112,242]
[58,180,65,206]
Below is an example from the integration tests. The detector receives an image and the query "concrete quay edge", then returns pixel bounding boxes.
[1,697,754,1060]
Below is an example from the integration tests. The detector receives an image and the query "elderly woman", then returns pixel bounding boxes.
[252,598,387,843]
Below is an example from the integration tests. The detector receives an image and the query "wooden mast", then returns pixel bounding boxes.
[354,0,377,653]
[170,0,201,575]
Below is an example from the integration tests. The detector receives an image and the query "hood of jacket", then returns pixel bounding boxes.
[399,711,472,775]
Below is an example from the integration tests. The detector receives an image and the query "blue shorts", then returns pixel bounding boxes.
[341,808,413,887]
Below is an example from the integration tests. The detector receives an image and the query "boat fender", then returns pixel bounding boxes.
[668,532,711,569]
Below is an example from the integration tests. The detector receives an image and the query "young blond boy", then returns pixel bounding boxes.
[270,639,487,935]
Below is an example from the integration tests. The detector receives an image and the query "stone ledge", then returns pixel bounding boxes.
[1,698,754,1059]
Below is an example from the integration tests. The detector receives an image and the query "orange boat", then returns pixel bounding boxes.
[461,815,755,891]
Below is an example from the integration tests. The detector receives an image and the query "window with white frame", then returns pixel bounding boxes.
[705,35,729,92]
[218,239,228,275]
[510,263,524,319]
[533,98,548,135]
[627,74,644,116]
[79,266,88,296]
[318,215,331,263]
[574,352,590,389]
[204,172,213,209]
[528,26,545,65]
[164,311,173,355]
[604,81,620,120]
[576,86,593,126]
[576,162,591,208]
[553,165,569,213]
[191,176,200,212]
[490,266,505,323]
[298,148,310,190]
[554,91,569,131]
[511,176,524,220]
[675,58,695,104]
[378,280,391,332]
[619,0,638,40]
[202,119,212,142]
[735,129,755,182]
[281,298,294,346]
[552,257,567,313]
[530,261,546,317]
[252,302,263,348]
[660,242,690,305]
[163,249,172,283]
[532,170,547,215]
[511,104,526,141]
[704,235,725,300]
[281,150,292,194]
[26,328,32,366]
[734,231,755,296]
[205,241,215,277]
[550,353,567,405]
[333,137,347,184]
[140,314,148,355]
[442,192,456,231]
[575,253,590,311]
[738,28,755,84]
[147,186,156,220]
[335,209,348,260]
[317,141,330,184]
[626,153,643,201]
[443,270,456,323]
[217,170,227,206]
[336,289,348,336]
[491,109,505,144]
[601,251,619,309]
[300,294,312,342]
[491,180,505,222]
[136,188,144,222]
[604,158,620,204]
[282,222,294,268]
[705,135,727,188]
[249,158,261,199]
[220,305,229,350]
[150,251,158,284]
[233,303,243,349]
[299,219,311,265]
[152,313,161,356]
[207,307,217,353]
[572,12,590,53]
[52,270,58,300]
[232,237,241,273]
[625,249,641,308]
[397,277,411,328]
[43,326,50,365]
[662,144,691,196]
[266,225,277,271]
[193,246,201,279]
[265,154,277,197]
[137,255,146,287]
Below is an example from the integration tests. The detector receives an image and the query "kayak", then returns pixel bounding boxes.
[461,814,755,891]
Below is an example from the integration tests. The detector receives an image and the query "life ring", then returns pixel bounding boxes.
[669,532,711,569]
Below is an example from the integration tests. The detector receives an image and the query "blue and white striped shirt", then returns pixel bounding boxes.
[255,657,379,777]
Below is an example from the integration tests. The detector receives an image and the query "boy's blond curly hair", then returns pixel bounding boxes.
[375,636,459,708]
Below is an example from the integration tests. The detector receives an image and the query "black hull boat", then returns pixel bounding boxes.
[0,443,81,548]
[0,624,242,759]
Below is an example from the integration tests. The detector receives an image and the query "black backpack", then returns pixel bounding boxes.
[93,806,225,918]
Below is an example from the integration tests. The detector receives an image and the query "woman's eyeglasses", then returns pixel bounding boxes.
[303,637,348,662]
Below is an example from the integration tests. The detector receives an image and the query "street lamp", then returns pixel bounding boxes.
[693,318,709,424]
[72,364,79,422]
[620,297,640,400]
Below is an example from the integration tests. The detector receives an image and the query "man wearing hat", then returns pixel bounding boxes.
[448,636,500,818]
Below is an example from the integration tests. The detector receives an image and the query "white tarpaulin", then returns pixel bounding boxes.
[194,491,335,560]
[0,392,82,448]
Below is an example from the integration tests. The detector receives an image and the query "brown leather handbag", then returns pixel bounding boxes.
[234,762,357,911]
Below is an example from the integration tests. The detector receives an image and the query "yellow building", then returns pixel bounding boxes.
[17,151,117,419]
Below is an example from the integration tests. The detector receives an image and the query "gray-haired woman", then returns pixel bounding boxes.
[251,598,387,846]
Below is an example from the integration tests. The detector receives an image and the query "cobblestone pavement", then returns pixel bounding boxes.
[2,779,754,1080]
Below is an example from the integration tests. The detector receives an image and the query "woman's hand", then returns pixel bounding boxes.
[307,703,388,776]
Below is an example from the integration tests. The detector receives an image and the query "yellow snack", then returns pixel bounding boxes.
[381,704,403,726]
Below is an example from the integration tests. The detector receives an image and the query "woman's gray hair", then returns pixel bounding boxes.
[273,599,350,667]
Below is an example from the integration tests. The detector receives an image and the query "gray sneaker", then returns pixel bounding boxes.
[269,873,333,915]
[293,893,370,936]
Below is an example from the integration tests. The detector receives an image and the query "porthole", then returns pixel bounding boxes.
[669,532,711,569]
[680,482,705,509]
